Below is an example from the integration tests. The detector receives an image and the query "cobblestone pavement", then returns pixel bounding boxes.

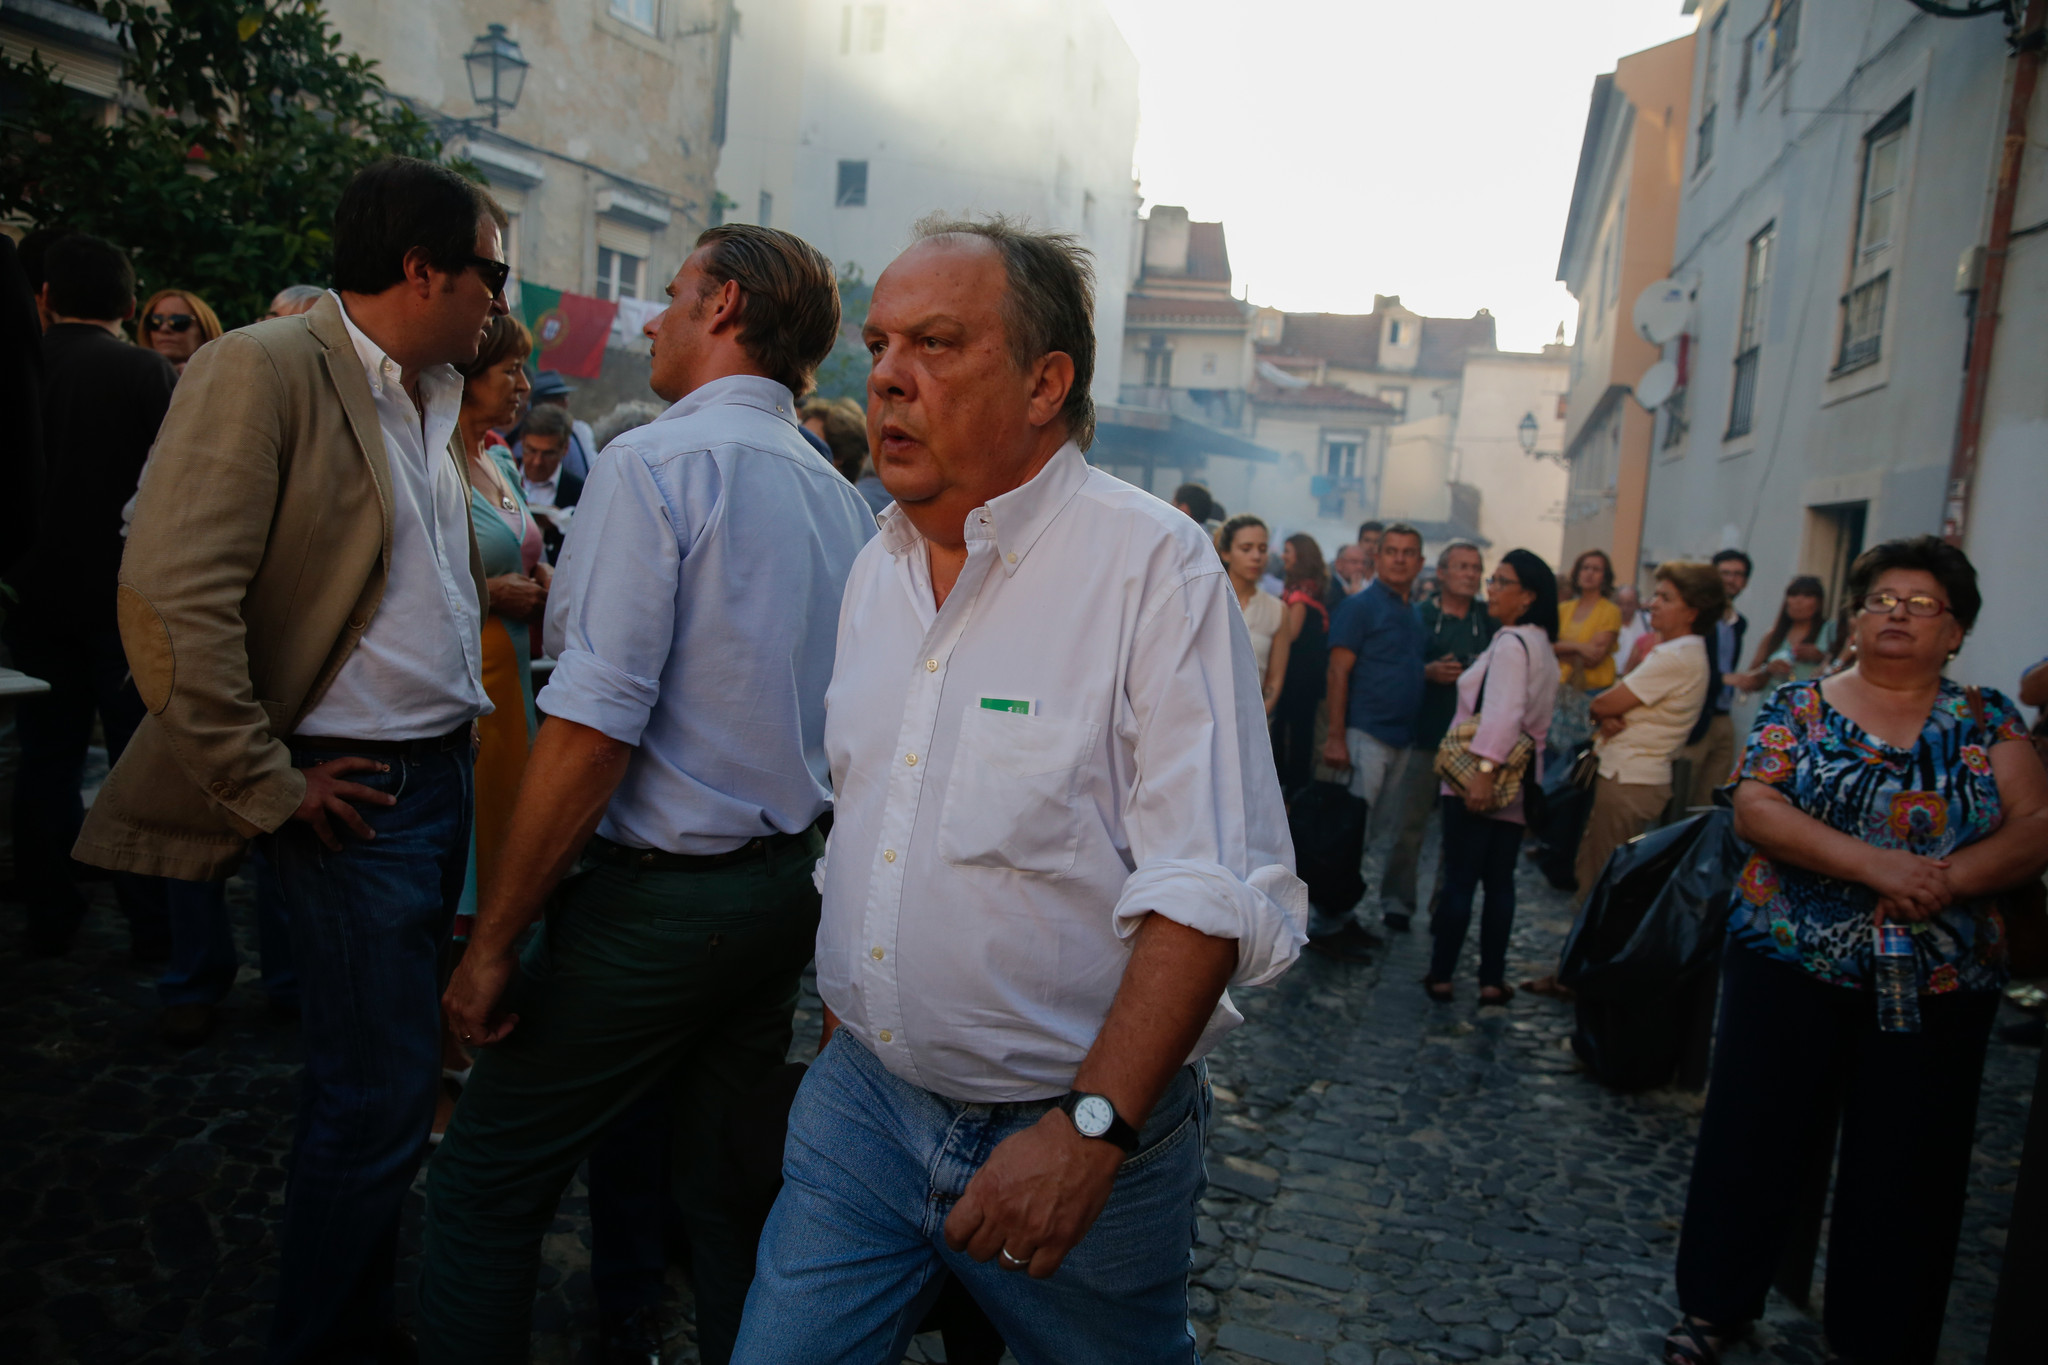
[0,836,2034,1364]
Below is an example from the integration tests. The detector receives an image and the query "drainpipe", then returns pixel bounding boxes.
[1942,0,2047,545]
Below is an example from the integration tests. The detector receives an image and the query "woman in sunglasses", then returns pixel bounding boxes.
[137,288,223,376]
[1664,535,2048,1365]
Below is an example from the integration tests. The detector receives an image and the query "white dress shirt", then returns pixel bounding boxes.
[521,471,561,509]
[296,293,488,739]
[816,442,1307,1103]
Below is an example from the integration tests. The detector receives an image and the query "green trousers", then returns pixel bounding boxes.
[416,831,822,1365]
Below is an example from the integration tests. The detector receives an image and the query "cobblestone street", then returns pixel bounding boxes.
[0,838,2034,1364]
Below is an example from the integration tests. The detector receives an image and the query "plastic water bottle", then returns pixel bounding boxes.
[1873,923,1921,1034]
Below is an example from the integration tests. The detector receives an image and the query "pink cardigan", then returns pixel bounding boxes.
[1438,622,1560,824]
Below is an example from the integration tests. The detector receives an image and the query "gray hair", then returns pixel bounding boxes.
[1437,540,1482,570]
[270,284,325,316]
[910,212,1097,451]
[592,400,667,450]
[521,404,572,441]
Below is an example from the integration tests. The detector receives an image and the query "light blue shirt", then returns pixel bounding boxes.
[538,375,875,853]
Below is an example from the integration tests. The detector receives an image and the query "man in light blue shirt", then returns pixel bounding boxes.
[420,224,872,1365]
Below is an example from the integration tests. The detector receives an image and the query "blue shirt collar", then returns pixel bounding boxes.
[653,374,800,430]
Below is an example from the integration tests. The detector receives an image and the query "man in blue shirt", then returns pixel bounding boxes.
[420,224,874,1365]
[1316,523,1427,959]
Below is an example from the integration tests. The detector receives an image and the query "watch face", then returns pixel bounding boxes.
[1073,1094,1115,1137]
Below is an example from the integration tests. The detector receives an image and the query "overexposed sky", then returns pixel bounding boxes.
[1100,0,1698,353]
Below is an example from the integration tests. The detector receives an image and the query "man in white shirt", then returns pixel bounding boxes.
[77,157,508,1362]
[731,218,1306,1361]
[1614,582,1652,675]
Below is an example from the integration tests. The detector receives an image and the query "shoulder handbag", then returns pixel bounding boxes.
[1964,686,2048,978]
[1435,634,1537,814]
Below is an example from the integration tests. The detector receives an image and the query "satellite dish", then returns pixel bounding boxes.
[1633,359,1678,411]
[1633,278,1691,345]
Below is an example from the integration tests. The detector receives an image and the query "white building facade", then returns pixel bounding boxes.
[715,0,1141,407]
[1645,1,2042,705]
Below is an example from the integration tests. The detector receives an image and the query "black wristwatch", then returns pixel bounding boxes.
[1059,1091,1140,1154]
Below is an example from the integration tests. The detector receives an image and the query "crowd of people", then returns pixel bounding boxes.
[3,153,2044,1365]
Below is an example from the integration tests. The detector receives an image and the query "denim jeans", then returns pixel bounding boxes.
[263,742,472,1365]
[155,851,296,1009]
[733,1033,1210,1365]
[4,616,167,951]
[1428,797,1523,986]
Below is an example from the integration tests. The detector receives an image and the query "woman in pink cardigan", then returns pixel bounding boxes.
[1424,548,1562,1004]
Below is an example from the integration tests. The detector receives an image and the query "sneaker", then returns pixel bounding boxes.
[1306,921,1379,963]
[158,1003,215,1048]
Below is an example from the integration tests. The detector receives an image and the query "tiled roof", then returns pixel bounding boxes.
[1250,380,1399,414]
[1257,310,1497,379]
[1125,295,1248,325]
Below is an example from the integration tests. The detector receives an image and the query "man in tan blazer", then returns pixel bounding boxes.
[77,156,508,1364]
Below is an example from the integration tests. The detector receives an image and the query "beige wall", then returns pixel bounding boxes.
[324,0,725,301]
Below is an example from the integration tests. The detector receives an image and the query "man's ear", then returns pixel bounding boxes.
[705,278,745,335]
[402,245,438,297]
[1026,351,1075,429]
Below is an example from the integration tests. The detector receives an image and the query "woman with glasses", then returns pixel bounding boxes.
[1423,550,1559,1004]
[137,288,223,376]
[1664,536,2048,1365]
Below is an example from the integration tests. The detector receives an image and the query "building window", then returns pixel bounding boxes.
[1377,386,1407,417]
[1727,222,1774,440]
[596,246,642,302]
[1696,10,1723,171]
[1324,439,1362,483]
[758,190,773,228]
[1143,334,1173,387]
[836,159,868,207]
[1387,319,1402,346]
[1836,99,1910,375]
[840,4,885,54]
[1661,388,1689,452]
[1768,0,1800,79]
[610,0,658,35]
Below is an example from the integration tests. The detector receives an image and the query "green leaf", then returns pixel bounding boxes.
[237,13,263,41]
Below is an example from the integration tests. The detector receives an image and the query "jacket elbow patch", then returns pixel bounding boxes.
[116,586,175,714]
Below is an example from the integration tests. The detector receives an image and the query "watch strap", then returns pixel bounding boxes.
[1059,1091,1140,1154]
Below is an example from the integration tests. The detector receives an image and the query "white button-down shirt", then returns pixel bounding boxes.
[296,293,488,739]
[816,442,1307,1103]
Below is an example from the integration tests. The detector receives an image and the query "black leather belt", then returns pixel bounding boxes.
[289,724,471,759]
[586,823,821,874]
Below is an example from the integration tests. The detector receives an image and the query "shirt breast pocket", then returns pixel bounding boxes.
[938,707,1100,878]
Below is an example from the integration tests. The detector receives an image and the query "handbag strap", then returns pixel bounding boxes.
[1474,630,1533,727]
[1963,684,1987,731]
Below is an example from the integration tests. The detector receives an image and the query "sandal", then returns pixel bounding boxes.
[1522,974,1573,1000]
[1662,1316,1738,1365]
[1478,985,1514,1007]
[1422,977,1453,1004]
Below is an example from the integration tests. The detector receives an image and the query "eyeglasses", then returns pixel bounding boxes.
[1485,574,1521,589]
[462,254,512,299]
[1857,591,1951,618]
[146,313,196,333]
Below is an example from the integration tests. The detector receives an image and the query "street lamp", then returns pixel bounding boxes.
[464,24,529,129]
[1517,411,1539,456]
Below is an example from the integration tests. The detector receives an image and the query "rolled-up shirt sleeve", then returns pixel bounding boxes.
[1110,568,1308,986]
[536,443,685,745]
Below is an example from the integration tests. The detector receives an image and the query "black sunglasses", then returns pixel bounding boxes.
[462,254,512,299]
[146,313,197,333]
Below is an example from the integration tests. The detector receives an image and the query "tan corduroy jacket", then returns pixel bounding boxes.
[74,293,487,881]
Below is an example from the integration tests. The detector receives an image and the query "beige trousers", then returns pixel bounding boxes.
[1573,775,1673,907]
[1675,712,1738,812]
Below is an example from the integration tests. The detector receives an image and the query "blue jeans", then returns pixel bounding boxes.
[155,851,297,1008]
[263,742,473,1365]
[733,1033,1209,1365]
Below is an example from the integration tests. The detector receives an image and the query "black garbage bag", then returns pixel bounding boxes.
[1559,807,1742,1091]
[1288,779,1366,921]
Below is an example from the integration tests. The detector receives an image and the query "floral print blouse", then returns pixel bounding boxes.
[1727,678,2030,994]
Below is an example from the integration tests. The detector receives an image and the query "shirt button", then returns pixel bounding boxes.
[1006,552,1018,565]
[871,946,885,960]
[905,752,918,766]
[883,849,897,863]
[878,1029,893,1043]
[925,659,938,672]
